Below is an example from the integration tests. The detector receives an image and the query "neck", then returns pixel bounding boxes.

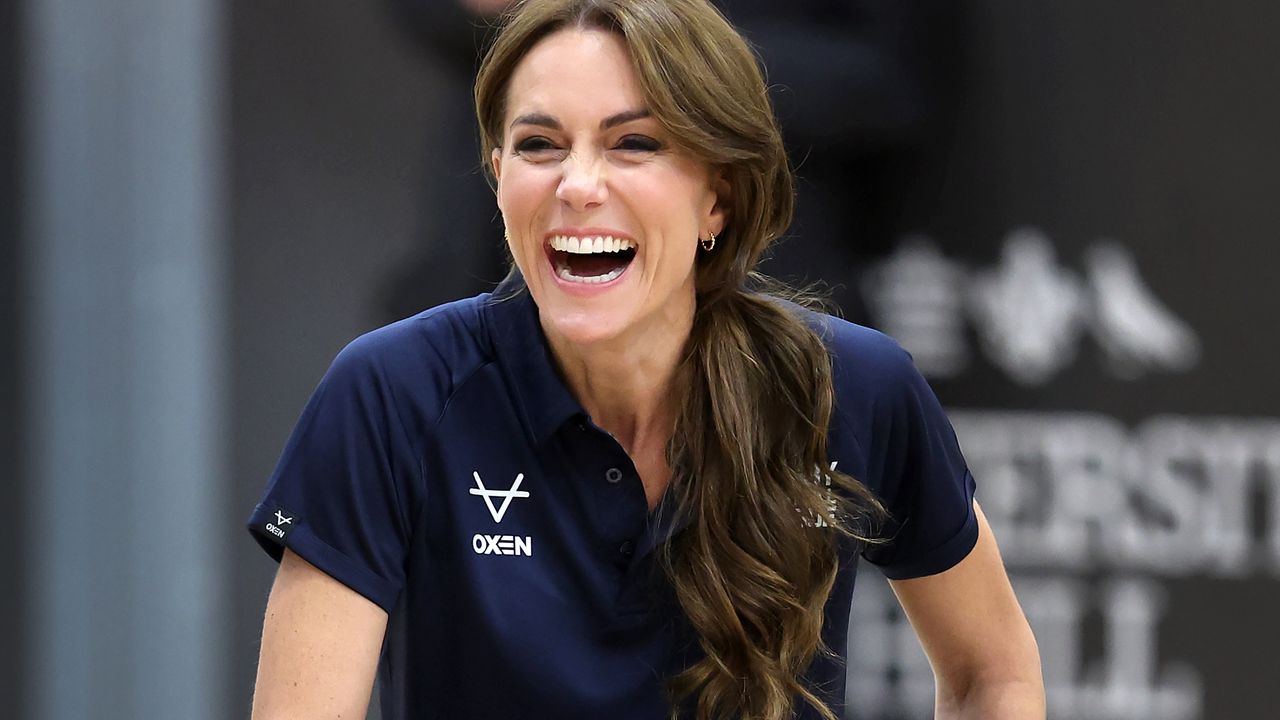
[542,306,692,454]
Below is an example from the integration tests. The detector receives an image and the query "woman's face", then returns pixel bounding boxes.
[492,28,726,349]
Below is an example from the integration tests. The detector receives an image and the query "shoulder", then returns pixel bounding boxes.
[797,308,920,405]
[325,295,494,418]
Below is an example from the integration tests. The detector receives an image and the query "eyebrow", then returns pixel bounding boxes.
[509,108,652,132]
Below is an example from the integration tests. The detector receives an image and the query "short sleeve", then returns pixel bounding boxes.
[838,330,978,579]
[246,334,424,612]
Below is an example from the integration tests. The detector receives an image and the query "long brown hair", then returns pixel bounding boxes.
[475,2,884,718]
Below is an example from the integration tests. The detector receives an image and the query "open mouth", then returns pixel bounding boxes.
[547,234,637,285]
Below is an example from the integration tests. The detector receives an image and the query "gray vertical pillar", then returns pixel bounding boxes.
[23,0,228,718]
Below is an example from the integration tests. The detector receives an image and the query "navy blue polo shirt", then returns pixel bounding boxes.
[247,281,977,719]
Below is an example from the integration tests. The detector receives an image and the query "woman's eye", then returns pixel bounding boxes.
[514,137,561,157]
[616,135,661,152]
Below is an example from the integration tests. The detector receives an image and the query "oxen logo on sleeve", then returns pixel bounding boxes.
[264,506,296,541]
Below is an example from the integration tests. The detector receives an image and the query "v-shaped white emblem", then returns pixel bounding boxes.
[469,471,529,523]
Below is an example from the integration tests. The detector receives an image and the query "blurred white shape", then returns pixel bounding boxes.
[862,235,970,377]
[952,410,1280,577]
[1084,242,1201,380]
[864,230,1201,385]
[846,574,936,718]
[1013,577,1088,719]
[1074,579,1203,720]
[968,228,1086,386]
[847,572,1205,720]
[1265,437,1280,573]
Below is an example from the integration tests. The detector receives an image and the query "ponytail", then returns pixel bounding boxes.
[665,282,884,720]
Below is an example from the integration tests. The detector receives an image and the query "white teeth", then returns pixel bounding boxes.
[550,234,636,254]
[558,265,626,284]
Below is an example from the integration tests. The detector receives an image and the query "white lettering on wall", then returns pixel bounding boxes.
[848,574,1203,720]
[950,412,1280,575]
[848,411,1280,719]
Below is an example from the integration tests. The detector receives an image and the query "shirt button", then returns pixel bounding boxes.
[619,541,634,556]
[605,467,623,484]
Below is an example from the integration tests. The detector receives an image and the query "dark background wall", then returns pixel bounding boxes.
[846,3,1280,719]
[925,1,1280,416]
[227,0,441,712]
[2,0,24,715]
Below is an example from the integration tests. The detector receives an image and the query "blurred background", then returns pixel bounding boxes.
[3,0,1278,718]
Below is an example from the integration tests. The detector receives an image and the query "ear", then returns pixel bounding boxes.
[706,169,731,236]
[490,147,504,184]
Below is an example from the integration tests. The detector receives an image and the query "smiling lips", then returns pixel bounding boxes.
[547,234,637,285]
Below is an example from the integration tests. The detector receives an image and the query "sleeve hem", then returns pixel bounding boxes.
[876,470,980,581]
[246,504,401,613]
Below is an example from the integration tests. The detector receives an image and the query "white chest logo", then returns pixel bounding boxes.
[469,471,529,523]
[469,471,533,557]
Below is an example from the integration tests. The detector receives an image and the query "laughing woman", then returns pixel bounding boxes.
[246,1,1044,718]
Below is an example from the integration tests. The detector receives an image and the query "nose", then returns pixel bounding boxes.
[555,154,607,211]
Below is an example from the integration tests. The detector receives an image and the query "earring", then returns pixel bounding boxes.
[700,231,716,252]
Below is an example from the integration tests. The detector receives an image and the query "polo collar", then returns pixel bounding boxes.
[484,275,586,447]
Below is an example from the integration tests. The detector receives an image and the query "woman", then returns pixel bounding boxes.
[247,1,1044,718]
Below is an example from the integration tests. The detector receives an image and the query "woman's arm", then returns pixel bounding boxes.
[251,548,390,720]
[888,501,1045,719]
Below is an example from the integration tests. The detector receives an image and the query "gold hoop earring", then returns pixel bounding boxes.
[700,231,716,252]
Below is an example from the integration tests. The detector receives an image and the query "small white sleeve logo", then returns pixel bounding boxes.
[265,508,294,540]
[469,471,533,556]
